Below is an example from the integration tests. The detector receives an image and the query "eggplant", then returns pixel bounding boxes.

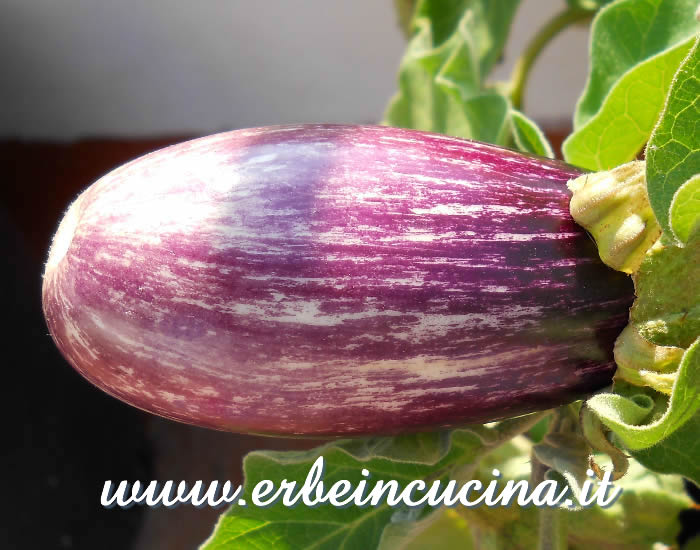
[42,124,633,436]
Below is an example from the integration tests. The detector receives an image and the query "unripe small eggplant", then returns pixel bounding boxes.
[42,125,633,436]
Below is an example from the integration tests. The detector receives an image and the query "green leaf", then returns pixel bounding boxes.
[646,37,700,237]
[394,0,419,38]
[533,430,591,505]
[380,435,536,550]
[256,435,692,550]
[392,508,474,550]
[446,439,689,550]
[563,37,695,170]
[336,431,454,465]
[201,415,548,549]
[581,405,630,479]
[670,174,700,244]
[587,338,700,450]
[452,437,542,550]
[383,0,520,143]
[458,93,510,144]
[566,460,691,549]
[200,430,489,550]
[410,0,520,82]
[566,0,614,10]
[630,236,700,349]
[527,415,551,444]
[632,411,700,486]
[510,110,555,158]
[573,0,699,130]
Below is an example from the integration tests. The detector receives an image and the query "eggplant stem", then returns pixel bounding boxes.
[538,497,568,550]
[531,407,572,550]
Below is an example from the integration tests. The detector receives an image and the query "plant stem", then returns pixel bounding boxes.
[539,504,568,550]
[509,7,593,111]
[531,450,568,550]
[531,407,573,550]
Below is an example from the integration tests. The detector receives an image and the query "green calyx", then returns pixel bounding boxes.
[568,156,699,481]
[613,325,684,395]
[567,161,662,274]
[567,160,697,390]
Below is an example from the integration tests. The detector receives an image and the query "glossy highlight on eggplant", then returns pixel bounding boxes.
[42,124,634,436]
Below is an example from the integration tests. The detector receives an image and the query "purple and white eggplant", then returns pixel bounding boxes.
[42,124,633,436]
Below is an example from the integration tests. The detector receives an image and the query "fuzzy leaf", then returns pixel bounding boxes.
[533,431,591,506]
[646,37,700,238]
[563,37,695,170]
[632,411,700,486]
[587,338,700,451]
[670,174,700,244]
[261,437,692,550]
[566,461,691,549]
[566,0,614,10]
[630,235,700,349]
[392,508,474,550]
[510,110,554,158]
[410,0,520,85]
[378,508,472,550]
[573,0,699,129]
[200,430,488,550]
[394,0,419,38]
[442,439,689,550]
[383,0,520,143]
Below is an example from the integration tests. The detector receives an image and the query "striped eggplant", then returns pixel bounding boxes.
[42,124,633,437]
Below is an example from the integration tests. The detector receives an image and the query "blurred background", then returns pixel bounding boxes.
[1,1,592,549]
[1,0,589,140]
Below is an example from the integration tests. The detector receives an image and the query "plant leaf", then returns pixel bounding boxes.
[563,37,695,170]
[566,0,614,10]
[630,235,700,349]
[510,110,555,158]
[670,174,700,244]
[646,37,700,238]
[200,430,489,550]
[325,436,689,550]
[533,430,591,506]
[453,437,542,550]
[410,0,520,85]
[383,0,520,143]
[394,0,419,38]
[566,460,691,549]
[378,508,472,550]
[454,439,689,550]
[631,411,700,486]
[573,0,699,130]
[587,338,700,451]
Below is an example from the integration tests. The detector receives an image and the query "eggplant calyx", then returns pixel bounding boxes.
[613,325,685,395]
[567,161,661,275]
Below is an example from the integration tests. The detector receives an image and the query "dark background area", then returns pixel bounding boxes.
[1,137,325,550]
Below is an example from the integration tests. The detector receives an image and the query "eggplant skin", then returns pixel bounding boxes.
[42,124,633,436]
